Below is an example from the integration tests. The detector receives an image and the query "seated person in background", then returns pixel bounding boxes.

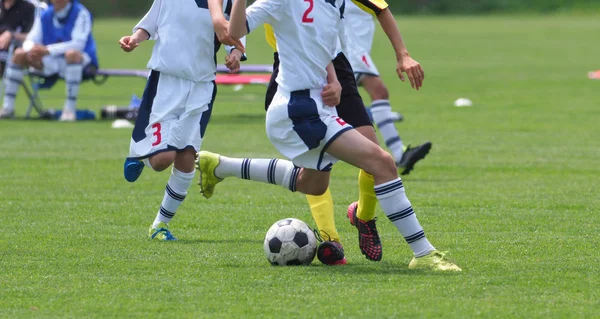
[0,0,36,75]
[0,0,98,121]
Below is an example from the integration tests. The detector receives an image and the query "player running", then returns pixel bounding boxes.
[207,0,432,265]
[344,1,431,171]
[198,0,461,271]
[119,0,244,241]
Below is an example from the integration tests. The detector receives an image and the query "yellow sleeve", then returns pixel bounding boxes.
[350,0,389,16]
[264,24,278,52]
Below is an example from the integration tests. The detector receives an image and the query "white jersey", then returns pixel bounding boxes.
[344,0,376,53]
[135,0,238,82]
[246,0,344,92]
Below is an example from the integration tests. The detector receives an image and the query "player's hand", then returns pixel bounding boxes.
[119,35,139,52]
[225,50,243,74]
[322,80,342,107]
[213,18,245,53]
[27,44,48,61]
[397,55,424,90]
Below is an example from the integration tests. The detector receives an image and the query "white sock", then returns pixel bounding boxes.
[152,168,195,228]
[2,64,25,112]
[374,178,435,257]
[64,63,83,113]
[371,100,404,163]
[215,156,301,192]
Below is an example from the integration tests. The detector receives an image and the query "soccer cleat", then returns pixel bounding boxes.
[124,158,145,182]
[347,202,382,261]
[59,110,76,122]
[0,108,15,119]
[408,250,462,272]
[148,222,177,241]
[396,142,432,175]
[317,241,347,266]
[195,151,223,199]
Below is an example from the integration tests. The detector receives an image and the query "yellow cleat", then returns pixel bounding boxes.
[195,151,223,199]
[408,250,462,272]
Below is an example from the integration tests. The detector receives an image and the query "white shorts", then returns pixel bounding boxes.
[31,52,92,77]
[128,70,216,160]
[266,88,353,171]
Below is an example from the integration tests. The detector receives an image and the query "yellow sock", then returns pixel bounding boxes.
[357,169,377,221]
[306,188,340,242]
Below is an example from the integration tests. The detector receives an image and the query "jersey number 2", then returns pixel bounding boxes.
[302,0,314,23]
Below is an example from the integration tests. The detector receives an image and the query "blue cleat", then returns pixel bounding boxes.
[124,158,145,182]
[148,222,177,241]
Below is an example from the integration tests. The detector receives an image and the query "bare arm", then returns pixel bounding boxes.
[229,0,248,39]
[376,8,424,90]
[210,0,245,52]
[377,9,408,60]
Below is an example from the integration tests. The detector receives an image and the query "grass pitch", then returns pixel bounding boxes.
[1,16,599,318]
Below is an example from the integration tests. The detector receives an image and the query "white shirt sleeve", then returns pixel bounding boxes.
[46,9,92,56]
[23,15,43,51]
[133,0,162,40]
[246,0,285,34]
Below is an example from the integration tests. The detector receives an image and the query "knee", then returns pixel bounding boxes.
[303,183,329,196]
[296,171,329,196]
[370,84,389,101]
[149,153,176,171]
[12,48,27,66]
[65,50,83,64]
[367,148,397,179]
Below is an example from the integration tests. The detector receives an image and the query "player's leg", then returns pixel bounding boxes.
[333,53,382,260]
[325,129,461,271]
[148,80,215,240]
[0,48,28,119]
[263,53,345,264]
[361,74,432,175]
[59,49,85,121]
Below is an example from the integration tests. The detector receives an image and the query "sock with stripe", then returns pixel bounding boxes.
[64,63,83,113]
[215,156,301,192]
[2,64,25,112]
[357,169,377,221]
[374,178,435,257]
[152,167,195,228]
[370,99,404,164]
[306,188,340,242]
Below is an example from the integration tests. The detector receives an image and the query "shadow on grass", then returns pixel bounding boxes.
[174,238,264,245]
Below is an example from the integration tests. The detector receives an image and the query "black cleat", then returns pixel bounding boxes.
[397,142,432,175]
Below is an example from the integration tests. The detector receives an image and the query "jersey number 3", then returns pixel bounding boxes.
[302,0,314,23]
[151,123,162,147]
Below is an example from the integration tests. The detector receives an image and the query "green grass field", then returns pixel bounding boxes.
[1,15,600,318]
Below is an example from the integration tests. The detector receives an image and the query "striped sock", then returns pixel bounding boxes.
[2,64,25,112]
[374,178,435,257]
[152,168,195,228]
[215,156,301,192]
[371,99,404,163]
[64,63,83,112]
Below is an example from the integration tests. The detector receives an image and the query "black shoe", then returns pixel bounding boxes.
[396,142,432,175]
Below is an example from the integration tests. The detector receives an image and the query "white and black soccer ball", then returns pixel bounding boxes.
[264,218,317,266]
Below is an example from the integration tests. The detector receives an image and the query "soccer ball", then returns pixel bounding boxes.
[264,218,317,266]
